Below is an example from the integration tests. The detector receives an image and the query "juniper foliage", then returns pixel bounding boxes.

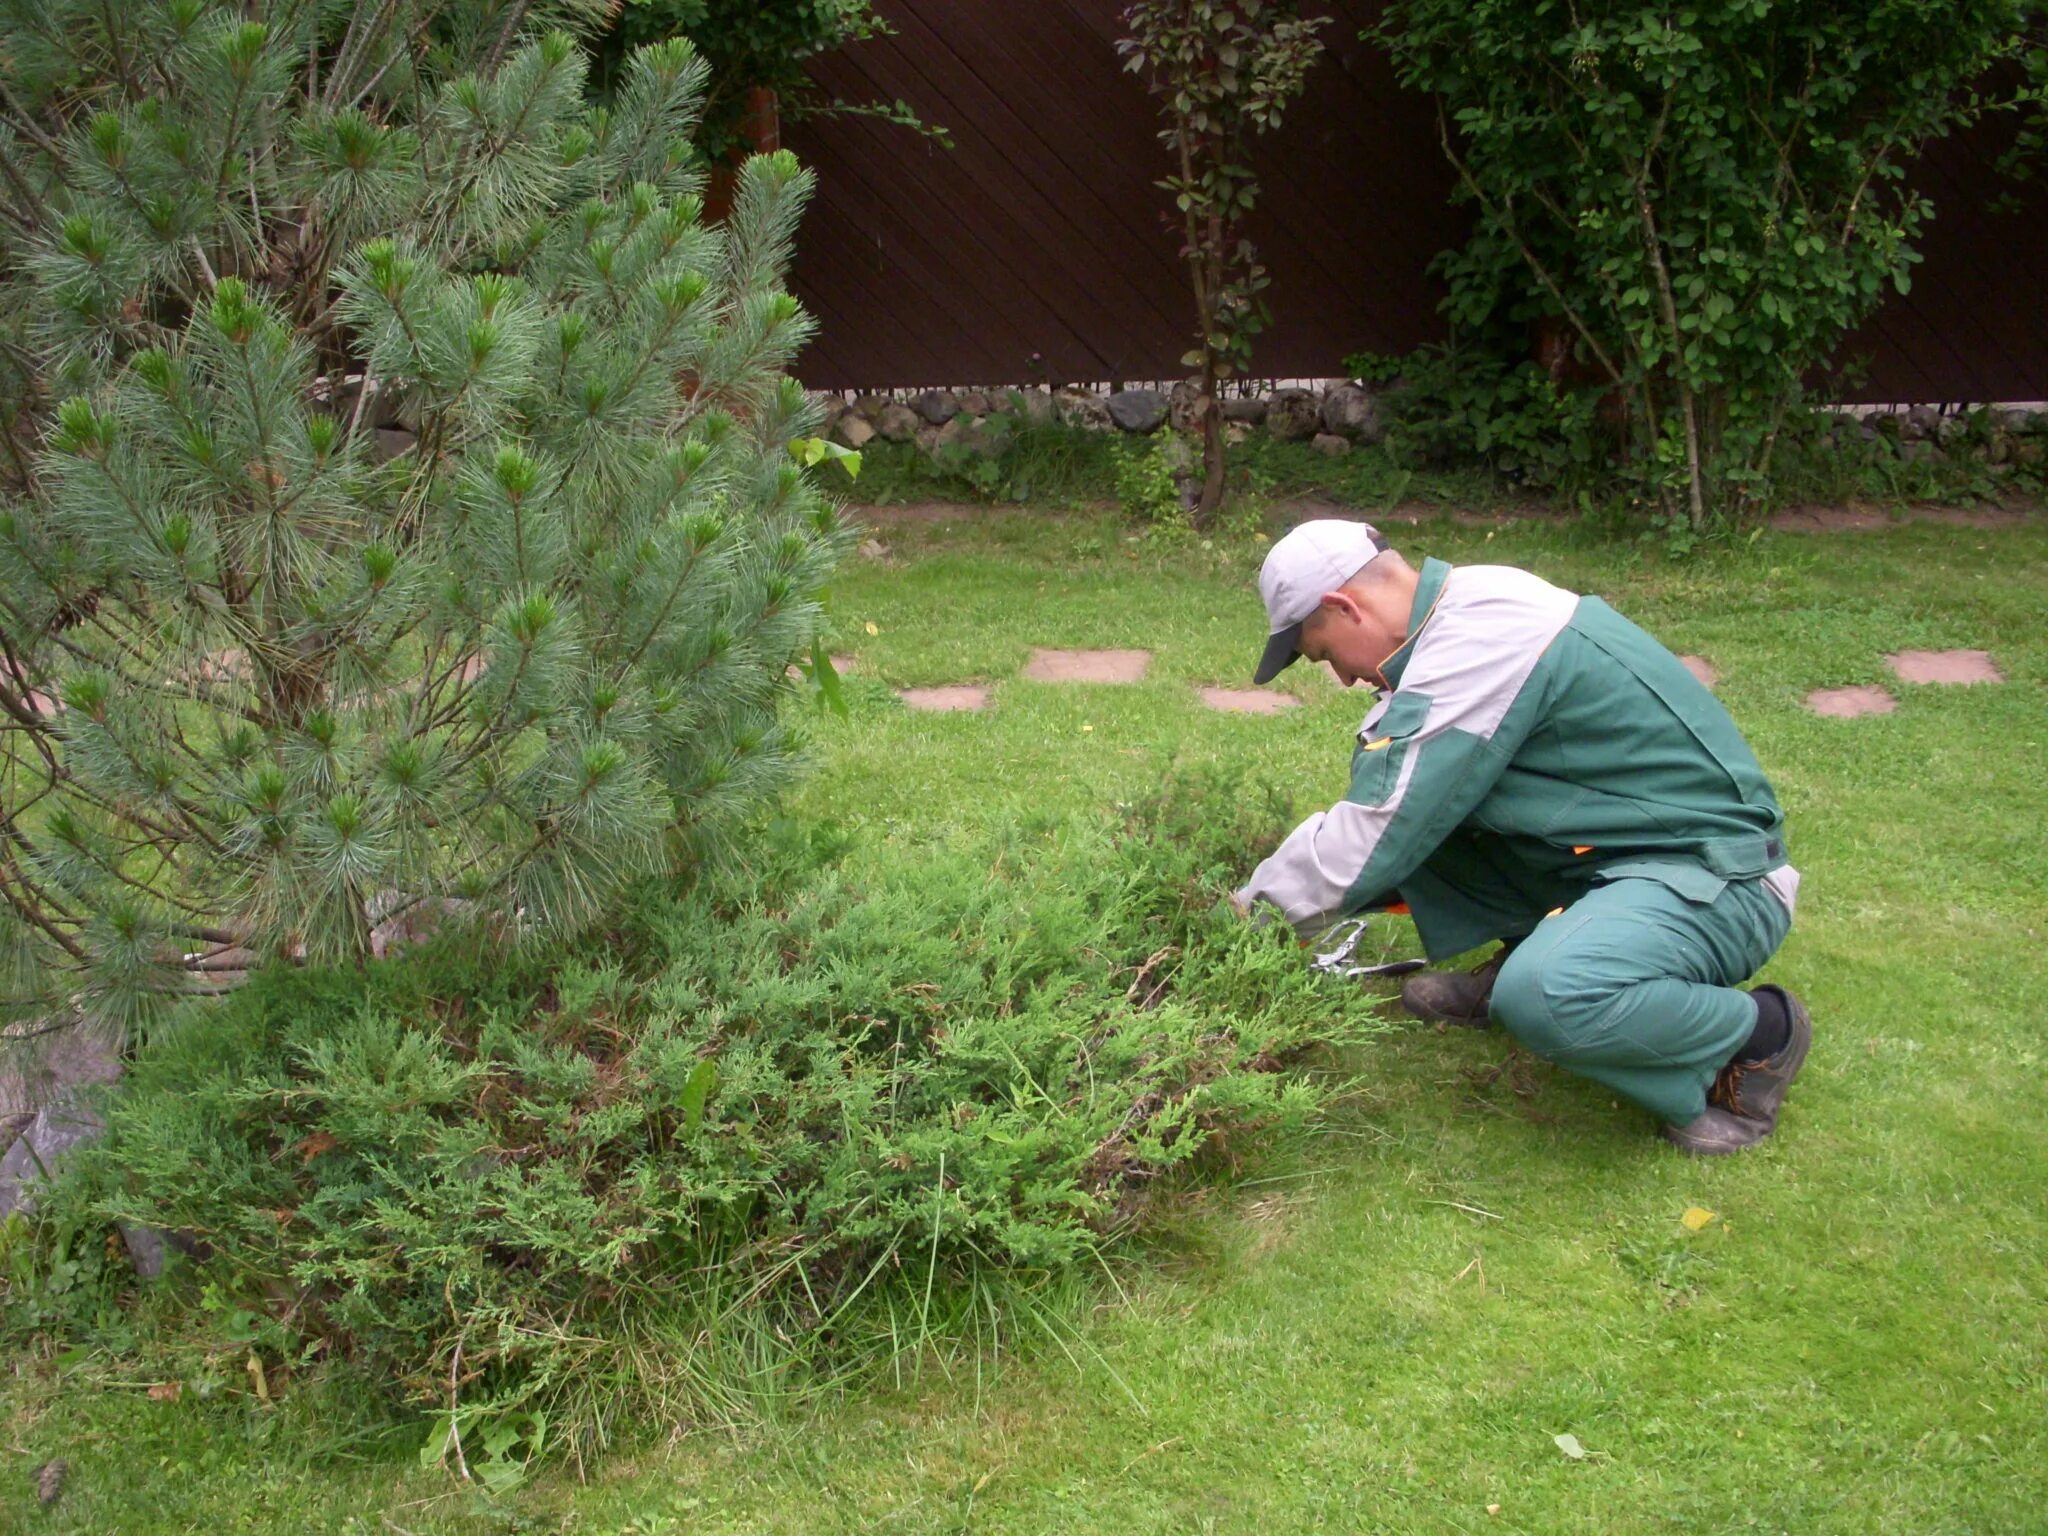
[0,2,849,1035]
[18,771,1388,1461]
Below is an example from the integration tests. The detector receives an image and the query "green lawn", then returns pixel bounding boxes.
[7,505,2045,1534]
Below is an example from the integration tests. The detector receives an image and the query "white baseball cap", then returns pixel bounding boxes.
[1253,519,1389,683]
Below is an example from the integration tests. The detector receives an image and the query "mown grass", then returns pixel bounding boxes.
[5,502,2044,1534]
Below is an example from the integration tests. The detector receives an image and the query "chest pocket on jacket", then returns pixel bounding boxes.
[1348,690,1432,808]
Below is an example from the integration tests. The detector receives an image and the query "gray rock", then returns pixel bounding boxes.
[372,427,416,462]
[1320,383,1384,445]
[915,421,942,454]
[851,393,892,423]
[1267,388,1321,443]
[831,412,877,450]
[1008,387,1056,425]
[1,1026,121,1225]
[1055,388,1113,432]
[1311,432,1352,457]
[874,402,922,443]
[911,389,961,425]
[1901,404,1941,441]
[933,414,1012,461]
[1221,397,1269,425]
[367,890,474,961]
[957,390,993,418]
[1106,389,1168,434]
[120,1224,168,1280]
[1162,434,1202,512]
[1167,377,1209,435]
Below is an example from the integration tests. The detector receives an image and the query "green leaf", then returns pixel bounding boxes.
[419,1412,454,1470]
[807,639,848,721]
[790,436,862,480]
[678,1056,718,1134]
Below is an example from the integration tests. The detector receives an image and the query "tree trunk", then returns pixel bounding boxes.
[704,86,781,224]
[1197,393,1226,526]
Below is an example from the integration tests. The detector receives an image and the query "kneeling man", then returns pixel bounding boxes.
[1234,520,1809,1155]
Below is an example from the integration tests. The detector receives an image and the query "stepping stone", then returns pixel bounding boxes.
[1678,655,1719,689]
[1804,685,1897,719]
[1199,687,1296,715]
[898,685,989,712]
[1885,649,2003,686]
[1021,648,1151,683]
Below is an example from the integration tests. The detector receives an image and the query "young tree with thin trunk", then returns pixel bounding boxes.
[1119,0,1326,525]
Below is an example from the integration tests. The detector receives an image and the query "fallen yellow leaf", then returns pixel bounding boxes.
[1681,1206,1717,1232]
[864,621,879,636]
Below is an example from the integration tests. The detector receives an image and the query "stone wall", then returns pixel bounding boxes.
[813,380,2048,474]
[816,379,1392,462]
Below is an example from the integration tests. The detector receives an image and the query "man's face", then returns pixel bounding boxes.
[1298,591,1402,691]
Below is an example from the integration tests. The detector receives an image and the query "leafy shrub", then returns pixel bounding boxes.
[1349,345,1607,495]
[11,769,1389,1463]
[1115,436,1191,525]
[1376,0,2026,528]
[856,401,1122,507]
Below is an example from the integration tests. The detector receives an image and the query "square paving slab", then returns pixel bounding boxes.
[1885,649,2003,685]
[1199,687,1298,714]
[1022,648,1152,683]
[1804,685,1897,719]
[898,685,989,712]
[1678,655,1719,689]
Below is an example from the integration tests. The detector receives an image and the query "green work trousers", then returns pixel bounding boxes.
[1484,874,1792,1126]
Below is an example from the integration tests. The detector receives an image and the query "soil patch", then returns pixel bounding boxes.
[1022,648,1152,684]
[898,685,990,712]
[1804,685,1898,719]
[1198,687,1297,715]
[1770,503,2032,532]
[1271,494,1556,528]
[1886,649,2004,685]
[1679,655,1719,689]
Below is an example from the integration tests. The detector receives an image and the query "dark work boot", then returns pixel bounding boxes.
[1399,941,1518,1028]
[1661,985,1813,1157]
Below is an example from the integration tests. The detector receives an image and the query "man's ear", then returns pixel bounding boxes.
[1316,590,1363,624]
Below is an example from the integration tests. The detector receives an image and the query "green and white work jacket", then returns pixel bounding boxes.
[1241,558,1800,959]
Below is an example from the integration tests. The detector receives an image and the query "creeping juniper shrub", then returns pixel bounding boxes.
[12,769,1388,1459]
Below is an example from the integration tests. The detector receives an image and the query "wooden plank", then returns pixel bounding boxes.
[807,15,1165,372]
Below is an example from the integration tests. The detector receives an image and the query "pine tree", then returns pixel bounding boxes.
[0,1,850,1037]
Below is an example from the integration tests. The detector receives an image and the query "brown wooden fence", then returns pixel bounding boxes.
[784,0,2048,402]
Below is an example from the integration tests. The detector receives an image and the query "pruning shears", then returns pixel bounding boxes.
[1309,916,1426,981]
